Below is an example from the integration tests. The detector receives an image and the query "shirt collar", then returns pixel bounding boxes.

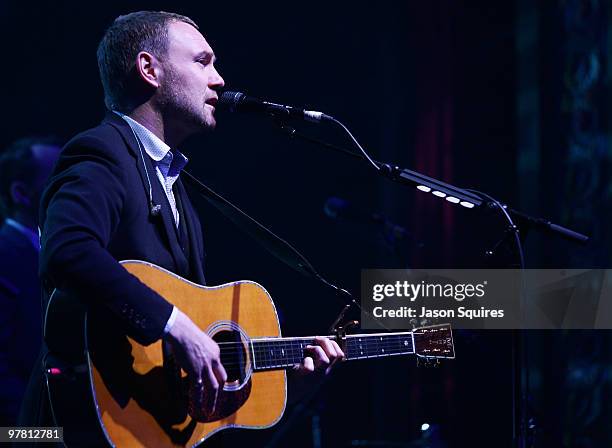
[5,218,40,251]
[114,111,188,168]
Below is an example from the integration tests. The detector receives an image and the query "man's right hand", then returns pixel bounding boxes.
[164,309,227,416]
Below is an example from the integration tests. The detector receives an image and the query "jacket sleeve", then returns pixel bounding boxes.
[39,133,173,345]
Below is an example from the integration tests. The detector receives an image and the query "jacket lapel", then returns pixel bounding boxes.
[175,179,205,284]
[102,112,187,272]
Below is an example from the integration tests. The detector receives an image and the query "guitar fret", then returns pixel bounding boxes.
[252,338,307,370]
[250,341,257,370]
[345,334,415,361]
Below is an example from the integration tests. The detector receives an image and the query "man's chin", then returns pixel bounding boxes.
[203,114,217,130]
[200,120,216,132]
[202,106,218,129]
[188,113,216,133]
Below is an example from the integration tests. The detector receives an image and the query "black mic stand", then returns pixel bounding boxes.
[272,118,589,448]
[274,120,589,246]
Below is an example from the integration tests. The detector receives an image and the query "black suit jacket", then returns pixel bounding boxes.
[0,223,41,424]
[40,112,206,345]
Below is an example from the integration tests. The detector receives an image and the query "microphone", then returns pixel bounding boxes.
[218,91,333,123]
[150,202,161,217]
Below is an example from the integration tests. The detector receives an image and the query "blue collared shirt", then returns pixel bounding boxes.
[116,112,189,228]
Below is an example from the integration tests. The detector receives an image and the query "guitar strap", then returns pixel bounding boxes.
[182,170,377,330]
[182,170,321,282]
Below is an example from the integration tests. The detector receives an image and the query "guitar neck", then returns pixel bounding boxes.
[250,332,416,371]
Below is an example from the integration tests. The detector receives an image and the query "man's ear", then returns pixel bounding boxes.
[135,51,161,89]
[10,181,31,208]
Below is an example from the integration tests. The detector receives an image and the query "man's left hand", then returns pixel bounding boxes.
[295,336,345,375]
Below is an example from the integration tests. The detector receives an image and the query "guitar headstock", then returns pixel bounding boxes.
[413,324,455,359]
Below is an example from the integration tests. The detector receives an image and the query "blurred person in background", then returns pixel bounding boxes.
[0,137,61,425]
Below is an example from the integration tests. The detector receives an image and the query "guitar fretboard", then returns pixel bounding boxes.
[250,332,415,371]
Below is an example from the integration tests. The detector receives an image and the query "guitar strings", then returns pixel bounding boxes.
[191,338,414,362]
[211,341,417,368]
[214,340,416,351]
[213,331,420,346]
[214,341,416,352]
[212,351,419,369]
[190,339,420,369]
[175,337,420,369]
[214,335,417,346]
[210,348,420,369]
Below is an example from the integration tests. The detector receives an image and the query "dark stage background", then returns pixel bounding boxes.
[1,1,612,447]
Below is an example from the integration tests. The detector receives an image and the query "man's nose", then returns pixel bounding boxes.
[211,67,225,89]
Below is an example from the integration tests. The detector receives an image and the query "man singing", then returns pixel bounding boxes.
[21,11,343,441]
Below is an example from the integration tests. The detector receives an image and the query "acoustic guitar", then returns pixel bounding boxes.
[44,260,455,447]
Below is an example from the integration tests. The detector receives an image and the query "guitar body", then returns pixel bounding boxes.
[45,260,455,447]
[45,261,286,448]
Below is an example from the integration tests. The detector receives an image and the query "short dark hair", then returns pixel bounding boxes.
[0,137,62,218]
[97,11,198,112]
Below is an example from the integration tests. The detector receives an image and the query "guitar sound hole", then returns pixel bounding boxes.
[214,330,247,385]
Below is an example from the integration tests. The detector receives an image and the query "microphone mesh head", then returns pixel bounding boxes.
[218,91,245,112]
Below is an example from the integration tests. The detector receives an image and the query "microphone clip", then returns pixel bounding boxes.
[150,202,162,217]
